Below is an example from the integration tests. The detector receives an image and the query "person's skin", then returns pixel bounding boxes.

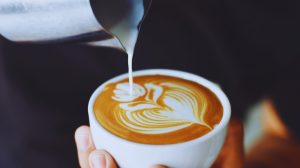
[74,119,244,168]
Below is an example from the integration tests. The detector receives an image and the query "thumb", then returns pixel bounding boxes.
[149,165,168,168]
[89,150,118,168]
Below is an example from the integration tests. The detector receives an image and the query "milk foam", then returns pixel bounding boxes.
[112,82,212,134]
[113,82,146,102]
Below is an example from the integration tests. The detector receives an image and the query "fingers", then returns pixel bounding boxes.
[89,150,118,168]
[75,126,166,168]
[88,150,165,168]
[149,165,168,168]
[212,119,244,168]
[225,119,244,167]
[75,126,96,168]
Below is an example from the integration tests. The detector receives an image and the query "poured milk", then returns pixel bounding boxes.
[116,29,138,96]
[108,0,144,96]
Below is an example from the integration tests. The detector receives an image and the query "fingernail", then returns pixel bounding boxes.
[76,134,90,151]
[92,154,106,168]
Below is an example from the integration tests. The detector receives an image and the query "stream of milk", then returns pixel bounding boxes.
[107,0,144,96]
[125,29,138,96]
[115,28,139,96]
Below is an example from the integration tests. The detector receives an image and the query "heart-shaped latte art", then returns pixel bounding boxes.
[112,82,212,134]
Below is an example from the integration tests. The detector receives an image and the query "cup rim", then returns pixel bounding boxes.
[88,69,231,148]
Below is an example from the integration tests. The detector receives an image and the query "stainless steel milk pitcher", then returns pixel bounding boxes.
[0,0,151,50]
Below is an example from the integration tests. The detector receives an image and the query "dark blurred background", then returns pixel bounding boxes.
[0,0,299,167]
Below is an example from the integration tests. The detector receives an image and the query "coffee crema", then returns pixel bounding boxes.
[94,75,223,144]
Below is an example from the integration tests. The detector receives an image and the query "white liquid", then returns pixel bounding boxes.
[120,29,138,96]
[115,29,139,96]
[128,52,134,95]
[107,0,145,96]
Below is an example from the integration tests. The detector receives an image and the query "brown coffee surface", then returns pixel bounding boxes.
[94,75,223,144]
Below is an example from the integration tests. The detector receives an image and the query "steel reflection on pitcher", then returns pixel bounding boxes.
[0,0,151,51]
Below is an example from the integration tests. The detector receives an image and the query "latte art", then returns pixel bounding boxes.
[113,83,146,102]
[94,75,223,144]
[113,82,211,134]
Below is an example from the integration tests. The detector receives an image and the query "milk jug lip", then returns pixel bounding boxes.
[88,69,231,148]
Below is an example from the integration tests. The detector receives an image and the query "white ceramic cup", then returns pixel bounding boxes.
[88,69,231,168]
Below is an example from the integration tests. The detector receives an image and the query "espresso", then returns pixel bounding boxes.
[94,75,223,144]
